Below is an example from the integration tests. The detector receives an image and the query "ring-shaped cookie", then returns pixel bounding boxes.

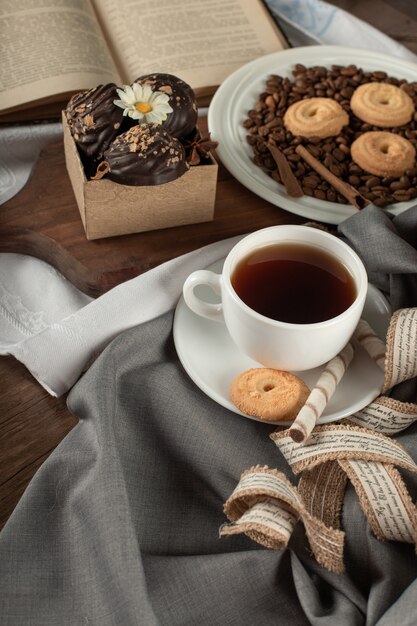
[350,82,414,127]
[283,97,349,139]
[351,131,416,178]
[230,368,310,422]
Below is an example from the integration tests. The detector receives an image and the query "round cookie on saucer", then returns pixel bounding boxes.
[230,368,310,422]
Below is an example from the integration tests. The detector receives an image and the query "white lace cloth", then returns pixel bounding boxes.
[0,0,416,396]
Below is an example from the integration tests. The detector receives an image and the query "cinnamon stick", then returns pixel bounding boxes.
[295,144,370,210]
[266,143,304,198]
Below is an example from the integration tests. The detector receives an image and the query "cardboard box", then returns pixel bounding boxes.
[62,112,218,240]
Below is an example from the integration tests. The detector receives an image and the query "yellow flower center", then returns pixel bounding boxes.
[135,101,153,114]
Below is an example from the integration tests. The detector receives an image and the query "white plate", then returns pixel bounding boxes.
[173,259,391,425]
[208,45,417,225]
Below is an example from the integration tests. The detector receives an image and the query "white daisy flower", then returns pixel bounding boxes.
[113,83,173,124]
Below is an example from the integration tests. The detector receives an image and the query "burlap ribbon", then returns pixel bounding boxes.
[220,308,417,573]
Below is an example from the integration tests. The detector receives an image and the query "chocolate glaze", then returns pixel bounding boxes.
[133,73,198,139]
[100,123,189,186]
[65,84,123,159]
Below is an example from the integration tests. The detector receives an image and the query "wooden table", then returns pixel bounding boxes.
[1,1,416,530]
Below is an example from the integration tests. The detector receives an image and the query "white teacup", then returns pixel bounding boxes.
[183,225,368,371]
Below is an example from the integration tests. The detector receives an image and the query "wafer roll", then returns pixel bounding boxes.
[354,318,386,371]
[289,342,355,443]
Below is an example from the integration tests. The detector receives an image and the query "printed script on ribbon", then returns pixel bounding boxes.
[221,308,417,573]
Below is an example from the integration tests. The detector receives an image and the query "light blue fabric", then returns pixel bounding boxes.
[265,0,417,61]
[268,0,337,38]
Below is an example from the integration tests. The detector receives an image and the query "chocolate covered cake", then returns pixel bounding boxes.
[65,83,124,160]
[133,73,198,139]
[95,123,189,186]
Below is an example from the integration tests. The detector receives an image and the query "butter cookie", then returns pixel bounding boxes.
[351,131,416,177]
[350,82,414,127]
[283,97,349,139]
[230,368,310,422]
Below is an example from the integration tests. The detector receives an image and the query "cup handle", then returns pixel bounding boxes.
[183,270,224,322]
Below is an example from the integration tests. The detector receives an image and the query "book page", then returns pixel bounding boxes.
[0,0,120,113]
[92,0,287,93]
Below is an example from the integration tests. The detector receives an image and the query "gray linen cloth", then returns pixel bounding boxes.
[1,205,417,625]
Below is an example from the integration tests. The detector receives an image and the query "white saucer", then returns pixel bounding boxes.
[208,45,417,225]
[173,259,391,425]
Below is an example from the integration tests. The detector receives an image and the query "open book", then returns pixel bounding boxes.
[0,0,289,122]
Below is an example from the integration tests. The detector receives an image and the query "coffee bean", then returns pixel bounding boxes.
[366,177,381,188]
[334,76,346,89]
[264,117,280,128]
[329,164,342,177]
[340,67,357,76]
[405,129,417,140]
[348,175,361,186]
[303,175,321,186]
[293,85,308,94]
[248,109,262,120]
[393,190,412,202]
[335,135,348,145]
[263,157,276,170]
[265,95,276,110]
[338,144,351,155]
[333,148,346,162]
[305,145,320,158]
[244,63,417,209]
[318,182,329,190]
[373,197,389,207]
[278,95,287,108]
[308,137,323,145]
[340,86,354,99]
[390,178,410,191]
